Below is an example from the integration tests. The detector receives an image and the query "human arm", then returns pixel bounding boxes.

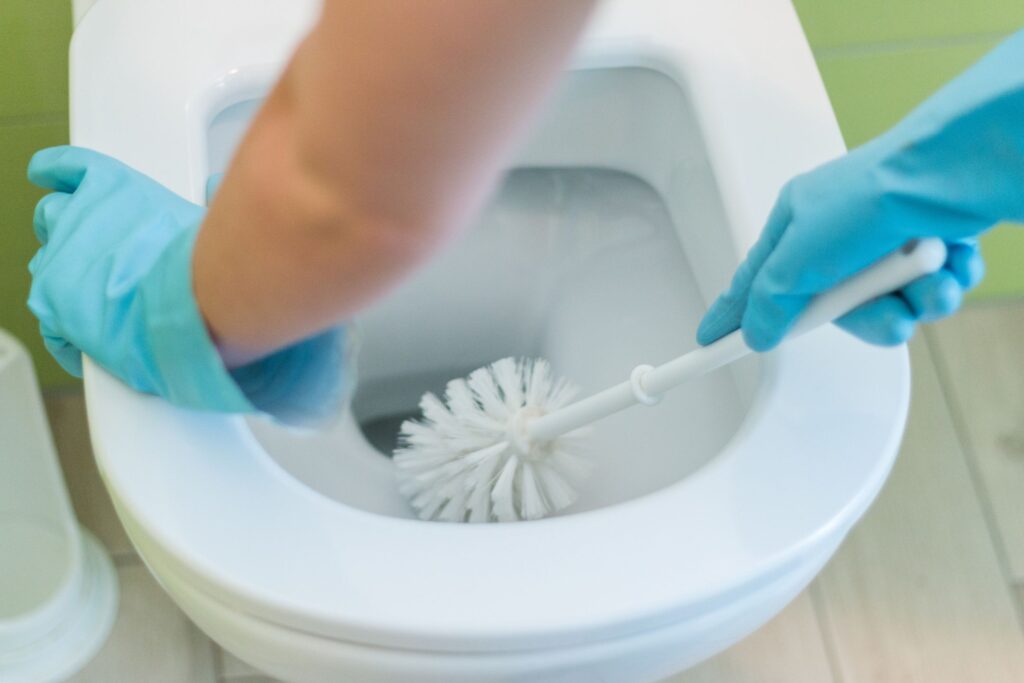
[697,29,1024,350]
[26,1,595,423]
[195,0,596,365]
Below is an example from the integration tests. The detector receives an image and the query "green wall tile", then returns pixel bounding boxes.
[816,39,1000,147]
[974,226,1024,301]
[793,0,1024,50]
[0,122,76,387]
[0,0,72,119]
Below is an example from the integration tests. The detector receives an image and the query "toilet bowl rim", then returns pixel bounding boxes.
[85,333,909,651]
[74,0,892,651]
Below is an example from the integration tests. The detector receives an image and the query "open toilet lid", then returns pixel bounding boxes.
[84,327,907,652]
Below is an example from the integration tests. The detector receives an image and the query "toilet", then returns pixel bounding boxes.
[73,1,911,681]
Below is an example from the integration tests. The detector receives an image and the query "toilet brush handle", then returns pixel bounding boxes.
[642,237,947,396]
[789,238,948,338]
[527,238,948,442]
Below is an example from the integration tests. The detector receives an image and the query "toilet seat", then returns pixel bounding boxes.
[72,0,911,664]
[86,327,907,652]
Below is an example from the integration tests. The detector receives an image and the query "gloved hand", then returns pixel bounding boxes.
[697,29,1024,351]
[28,146,353,425]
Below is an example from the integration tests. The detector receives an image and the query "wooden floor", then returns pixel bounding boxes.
[47,302,1024,682]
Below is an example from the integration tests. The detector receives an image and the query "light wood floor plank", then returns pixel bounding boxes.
[812,339,1024,682]
[666,591,835,682]
[927,304,1024,581]
[69,564,217,683]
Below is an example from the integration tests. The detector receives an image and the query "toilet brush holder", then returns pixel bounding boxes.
[0,329,118,682]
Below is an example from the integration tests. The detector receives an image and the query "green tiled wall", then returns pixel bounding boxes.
[0,3,1022,387]
[814,41,1001,148]
[0,1,72,387]
[1,1,71,119]
[794,0,1024,301]
[795,0,1024,49]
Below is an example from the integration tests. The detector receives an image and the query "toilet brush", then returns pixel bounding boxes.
[394,238,948,523]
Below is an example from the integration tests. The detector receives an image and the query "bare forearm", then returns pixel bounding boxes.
[194,0,595,365]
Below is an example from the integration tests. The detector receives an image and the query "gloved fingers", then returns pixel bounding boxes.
[946,238,985,290]
[40,327,84,378]
[834,294,918,346]
[888,240,982,323]
[205,173,224,204]
[28,248,45,276]
[27,145,115,193]
[739,278,810,352]
[32,192,72,244]
[750,246,973,349]
[695,290,744,347]
[695,190,795,346]
[739,226,916,351]
[899,269,964,322]
[28,263,83,378]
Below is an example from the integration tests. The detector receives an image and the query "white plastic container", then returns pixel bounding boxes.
[0,329,118,682]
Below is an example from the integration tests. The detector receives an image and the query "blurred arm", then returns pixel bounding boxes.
[194,0,596,365]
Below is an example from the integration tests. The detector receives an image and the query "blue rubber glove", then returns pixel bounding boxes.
[697,30,1024,351]
[27,146,352,425]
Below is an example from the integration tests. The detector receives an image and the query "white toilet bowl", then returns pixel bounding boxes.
[73,1,911,681]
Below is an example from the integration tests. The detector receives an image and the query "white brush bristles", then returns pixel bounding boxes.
[394,357,591,523]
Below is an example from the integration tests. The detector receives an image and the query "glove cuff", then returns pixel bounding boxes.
[142,227,255,412]
[145,226,355,423]
[230,324,355,428]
